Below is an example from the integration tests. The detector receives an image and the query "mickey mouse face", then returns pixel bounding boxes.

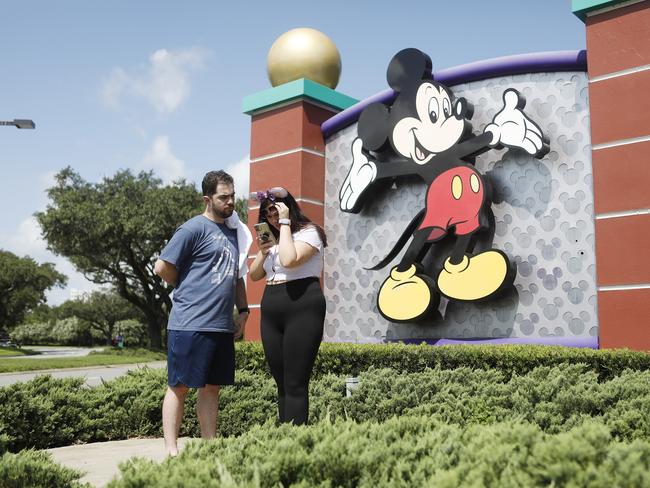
[391,82,466,164]
[356,48,470,165]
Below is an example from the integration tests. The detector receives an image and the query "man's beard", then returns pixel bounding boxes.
[213,206,234,219]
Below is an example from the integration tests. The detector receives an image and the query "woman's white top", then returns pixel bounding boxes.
[263,225,323,282]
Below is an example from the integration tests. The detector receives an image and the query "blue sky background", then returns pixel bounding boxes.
[0,1,586,304]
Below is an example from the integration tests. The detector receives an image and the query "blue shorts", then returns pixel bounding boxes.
[167,330,235,387]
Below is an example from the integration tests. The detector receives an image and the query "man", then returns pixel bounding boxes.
[154,170,250,456]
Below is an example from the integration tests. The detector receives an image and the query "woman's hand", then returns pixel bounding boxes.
[258,238,274,256]
[275,202,290,219]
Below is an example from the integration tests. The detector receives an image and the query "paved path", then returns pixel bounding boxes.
[0,361,166,387]
[47,437,191,487]
[2,346,105,359]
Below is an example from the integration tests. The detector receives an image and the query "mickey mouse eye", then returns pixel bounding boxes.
[428,98,439,124]
[443,98,451,118]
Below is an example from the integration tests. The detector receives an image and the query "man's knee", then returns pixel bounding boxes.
[199,384,220,397]
[168,384,190,399]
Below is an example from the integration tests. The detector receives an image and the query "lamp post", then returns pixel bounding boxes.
[0,119,35,129]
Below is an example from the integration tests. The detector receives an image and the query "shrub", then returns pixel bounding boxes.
[9,317,96,346]
[114,319,149,347]
[330,365,650,441]
[237,342,650,380]
[3,363,650,453]
[107,418,650,488]
[0,376,96,451]
[0,449,90,488]
[9,321,53,345]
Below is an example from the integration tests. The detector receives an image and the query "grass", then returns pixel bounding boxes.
[0,348,166,373]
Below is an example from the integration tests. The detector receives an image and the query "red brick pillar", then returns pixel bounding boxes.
[241,79,357,340]
[574,1,650,349]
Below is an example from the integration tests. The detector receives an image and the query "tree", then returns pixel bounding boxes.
[235,197,248,224]
[58,290,143,345]
[36,167,203,348]
[0,250,67,331]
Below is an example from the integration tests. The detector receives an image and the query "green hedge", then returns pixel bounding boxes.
[236,342,650,380]
[2,363,650,453]
[0,450,89,488]
[330,365,650,441]
[108,418,650,488]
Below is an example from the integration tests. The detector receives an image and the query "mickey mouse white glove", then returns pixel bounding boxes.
[339,138,377,212]
[484,89,545,156]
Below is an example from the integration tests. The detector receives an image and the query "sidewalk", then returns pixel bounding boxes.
[47,437,191,487]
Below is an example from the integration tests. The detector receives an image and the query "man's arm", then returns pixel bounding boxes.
[234,277,249,339]
[154,259,178,287]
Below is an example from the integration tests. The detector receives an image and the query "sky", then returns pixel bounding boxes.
[0,1,586,305]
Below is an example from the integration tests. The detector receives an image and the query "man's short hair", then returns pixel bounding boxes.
[202,170,234,196]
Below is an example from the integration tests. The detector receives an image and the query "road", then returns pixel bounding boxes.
[0,361,167,387]
[3,345,105,359]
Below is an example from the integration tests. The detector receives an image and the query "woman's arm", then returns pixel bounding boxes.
[274,203,319,268]
[279,237,318,268]
[249,239,274,281]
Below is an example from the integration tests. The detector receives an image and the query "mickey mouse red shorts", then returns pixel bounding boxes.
[419,165,485,239]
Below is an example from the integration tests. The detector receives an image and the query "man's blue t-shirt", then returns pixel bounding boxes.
[160,215,239,332]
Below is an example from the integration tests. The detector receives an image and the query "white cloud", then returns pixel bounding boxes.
[138,135,187,184]
[0,216,102,305]
[101,67,129,110]
[101,47,209,114]
[224,154,250,199]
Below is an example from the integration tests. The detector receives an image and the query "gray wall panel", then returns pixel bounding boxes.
[323,72,596,343]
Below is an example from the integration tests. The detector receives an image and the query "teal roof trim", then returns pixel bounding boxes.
[572,0,633,20]
[242,78,358,115]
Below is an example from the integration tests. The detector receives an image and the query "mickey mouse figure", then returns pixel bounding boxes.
[339,48,548,323]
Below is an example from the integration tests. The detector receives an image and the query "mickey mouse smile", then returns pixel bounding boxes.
[412,130,431,162]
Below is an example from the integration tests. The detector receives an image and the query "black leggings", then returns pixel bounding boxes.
[260,277,325,425]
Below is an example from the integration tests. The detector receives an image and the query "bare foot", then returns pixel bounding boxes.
[165,443,179,458]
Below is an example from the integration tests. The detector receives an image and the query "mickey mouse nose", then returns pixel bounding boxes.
[454,98,473,120]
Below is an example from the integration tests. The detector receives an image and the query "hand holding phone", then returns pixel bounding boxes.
[254,222,277,247]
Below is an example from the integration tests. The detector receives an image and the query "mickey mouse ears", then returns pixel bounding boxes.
[250,187,288,202]
[387,48,433,92]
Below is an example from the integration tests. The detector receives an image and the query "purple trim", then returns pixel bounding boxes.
[322,50,588,138]
[393,336,599,348]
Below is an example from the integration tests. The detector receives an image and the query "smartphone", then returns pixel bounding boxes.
[254,222,277,246]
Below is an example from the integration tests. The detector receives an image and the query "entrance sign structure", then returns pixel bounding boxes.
[243,0,650,350]
[324,50,594,346]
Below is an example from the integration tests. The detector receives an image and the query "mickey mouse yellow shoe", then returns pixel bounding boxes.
[437,251,510,301]
[377,265,437,322]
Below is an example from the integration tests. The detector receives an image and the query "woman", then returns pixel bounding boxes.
[249,187,327,425]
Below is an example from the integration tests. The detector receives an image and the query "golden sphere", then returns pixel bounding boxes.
[267,28,341,89]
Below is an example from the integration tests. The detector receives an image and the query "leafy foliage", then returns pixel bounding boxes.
[237,341,650,380]
[2,343,650,487]
[0,450,90,488]
[234,197,248,224]
[114,319,150,347]
[10,317,97,346]
[3,358,650,452]
[36,167,203,348]
[58,290,143,345]
[108,419,650,488]
[0,250,66,331]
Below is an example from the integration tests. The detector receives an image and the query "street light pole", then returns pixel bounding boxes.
[0,119,35,129]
